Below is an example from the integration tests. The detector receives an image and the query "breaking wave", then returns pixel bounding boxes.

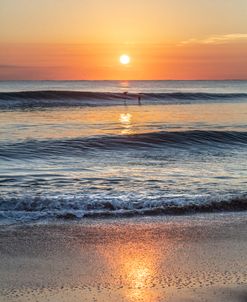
[0,90,247,109]
[0,194,246,222]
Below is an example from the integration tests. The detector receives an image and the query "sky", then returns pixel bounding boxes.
[0,0,247,80]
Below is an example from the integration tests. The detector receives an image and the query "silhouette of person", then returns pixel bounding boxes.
[138,94,141,105]
[123,91,128,106]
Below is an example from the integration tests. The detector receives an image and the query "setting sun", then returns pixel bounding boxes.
[120,54,130,65]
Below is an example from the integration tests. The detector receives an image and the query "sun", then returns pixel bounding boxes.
[120,54,130,65]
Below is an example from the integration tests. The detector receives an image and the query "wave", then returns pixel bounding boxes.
[1,131,246,159]
[0,90,247,109]
[0,194,246,222]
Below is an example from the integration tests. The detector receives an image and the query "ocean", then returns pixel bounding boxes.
[0,80,246,224]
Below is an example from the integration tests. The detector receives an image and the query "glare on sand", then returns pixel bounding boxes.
[96,239,166,302]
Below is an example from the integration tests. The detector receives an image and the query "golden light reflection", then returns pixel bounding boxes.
[119,113,133,135]
[120,113,132,124]
[96,235,169,302]
[2,103,244,142]
[123,252,155,302]
[119,80,130,89]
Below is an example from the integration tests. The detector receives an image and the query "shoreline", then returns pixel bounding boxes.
[0,212,247,301]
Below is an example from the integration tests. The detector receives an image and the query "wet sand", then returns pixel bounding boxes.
[0,213,247,302]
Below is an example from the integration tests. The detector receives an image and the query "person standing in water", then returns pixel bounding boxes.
[123,91,128,106]
[123,91,141,105]
[138,94,142,105]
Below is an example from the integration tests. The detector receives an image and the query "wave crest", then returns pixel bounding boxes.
[0,90,247,109]
[1,130,246,159]
[0,194,246,222]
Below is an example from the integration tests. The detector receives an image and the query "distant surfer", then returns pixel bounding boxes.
[123,91,128,106]
[123,91,141,105]
[138,94,142,105]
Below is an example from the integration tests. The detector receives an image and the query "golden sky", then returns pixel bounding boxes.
[1,0,247,80]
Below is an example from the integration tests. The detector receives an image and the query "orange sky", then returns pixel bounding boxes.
[1,0,247,80]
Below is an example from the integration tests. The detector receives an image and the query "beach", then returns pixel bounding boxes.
[0,212,247,302]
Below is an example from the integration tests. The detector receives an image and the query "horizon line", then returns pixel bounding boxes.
[0,79,247,82]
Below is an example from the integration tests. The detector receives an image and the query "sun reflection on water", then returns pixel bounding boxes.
[119,113,133,134]
[119,80,130,90]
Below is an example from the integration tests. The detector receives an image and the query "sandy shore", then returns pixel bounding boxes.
[0,213,247,302]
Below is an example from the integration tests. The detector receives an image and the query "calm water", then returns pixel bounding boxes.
[0,81,246,223]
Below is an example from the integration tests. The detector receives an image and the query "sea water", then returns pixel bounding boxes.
[0,80,246,223]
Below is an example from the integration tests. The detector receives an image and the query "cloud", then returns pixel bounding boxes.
[180,33,247,45]
[0,64,26,69]
[0,65,65,80]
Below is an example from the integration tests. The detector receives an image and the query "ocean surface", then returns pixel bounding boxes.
[0,80,246,224]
